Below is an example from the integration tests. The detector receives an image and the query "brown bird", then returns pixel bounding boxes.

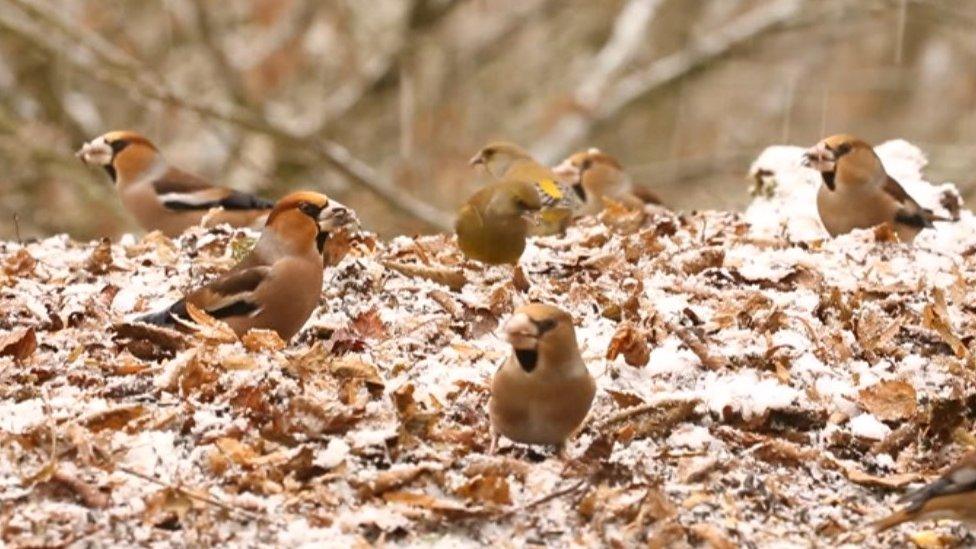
[490,303,596,453]
[873,451,976,532]
[470,141,581,235]
[803,134,943,243]
[77,131,274,237]
[137,191,356,341]
[455,179,542,265]
[553,148,662,215]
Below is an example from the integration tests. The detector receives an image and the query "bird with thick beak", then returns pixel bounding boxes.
[137,191,357,342]
[77,131,274,237]
[803,134,942,243]
[469,141,580,235]
[489,304,596,455]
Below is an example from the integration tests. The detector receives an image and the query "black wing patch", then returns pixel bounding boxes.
[161,189,274,212]
[895,208,935,229]
[206,300,260,319]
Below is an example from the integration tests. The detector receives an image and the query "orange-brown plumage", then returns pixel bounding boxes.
[77,131,274,236]
[489,304,596,451]
[137,191,357,341]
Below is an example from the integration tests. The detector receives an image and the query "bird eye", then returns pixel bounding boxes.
[532,318,557,334]
[833,143,852,157]
[580,159,593,170]
[109,139,130,154]
[298,201,322,218]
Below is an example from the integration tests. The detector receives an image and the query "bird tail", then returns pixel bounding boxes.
[871,509,914,533]
[135,300,187,327]
[135,308,175,327]
[632,186,664,206]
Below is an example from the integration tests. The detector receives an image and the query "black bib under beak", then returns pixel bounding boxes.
[316,231,329,253]
[514,349,538,373]
[822,171,836,191]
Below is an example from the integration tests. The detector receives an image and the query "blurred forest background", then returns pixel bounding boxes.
[0,0,974,240]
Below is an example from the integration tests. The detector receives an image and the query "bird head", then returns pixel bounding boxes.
[803,134,881,191]
[76,131,160,184]
[469,141,532,179]
[266,191,358,254]
[504,303,576,373]
[553,148,623,197]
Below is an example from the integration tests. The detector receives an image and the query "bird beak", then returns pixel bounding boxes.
[317,200,359,232]
[504,312,539,350]
[76,140,113,166]
[551,160,576,180]
[803,143,836,191]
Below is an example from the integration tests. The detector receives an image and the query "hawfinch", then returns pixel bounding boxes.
[455,179,542,265]
[77,131,274,237]
[553,148,662,215]
[803,134,942,243]
[469,141,581,235]
[873,452,976,532]
[137,191,356,341]
[490,304,596,451]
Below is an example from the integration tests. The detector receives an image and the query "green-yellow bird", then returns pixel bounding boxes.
[455,179,542,265]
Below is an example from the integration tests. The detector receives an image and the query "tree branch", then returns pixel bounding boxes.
[530,0,664,162]
[2,0,454,232]
[531,0,807,163]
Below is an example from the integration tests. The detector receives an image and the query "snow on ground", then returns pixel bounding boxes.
[1,141,976,547]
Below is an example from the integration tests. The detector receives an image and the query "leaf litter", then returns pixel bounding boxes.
[1,141,976,546]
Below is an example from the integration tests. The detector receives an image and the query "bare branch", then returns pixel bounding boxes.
[532,0,806,163]
[530,0,664,162]
[1,0,453,231]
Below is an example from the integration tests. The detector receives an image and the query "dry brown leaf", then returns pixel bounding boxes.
[214,437,259,467]
[680,247,725,275]
[83,405,145,433]
[3,248,36,276]
[351,308,388,340]
[329,355,384,391]
[606,389,644,409]
[44,468,109,509]
[873,222,899,243]
[858,380,917,421]
[599,198,646,234]
[382,260,466,291]
[675,328,728,370]
[86,238,114,274]
[606,324,650,367]
[0,327,36,361]
[359,465,438,497]
[382,491,484,517]
[182,302,238,343]
[690,524,737,549]
[241,329,286,352]
[909,530,955,549]
[288,396,363,436]
[922,288,967,358]
[454,474,511,506]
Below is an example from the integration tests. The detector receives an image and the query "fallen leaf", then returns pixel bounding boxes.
[455,474,511,506]
[922,288,967,358]
[83,405,145,432]
[858,380,917,421]
[86,238,114,274]
[182,302,238,343]
[606,324,650,367]
[241,329,286,352]
[383,260,466,291]
[0,327,36,361]
[3,248,35,276]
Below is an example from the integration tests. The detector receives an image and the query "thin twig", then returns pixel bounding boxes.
[531,0,809,162]
[1,0,453,231]
[116,465,268,523]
